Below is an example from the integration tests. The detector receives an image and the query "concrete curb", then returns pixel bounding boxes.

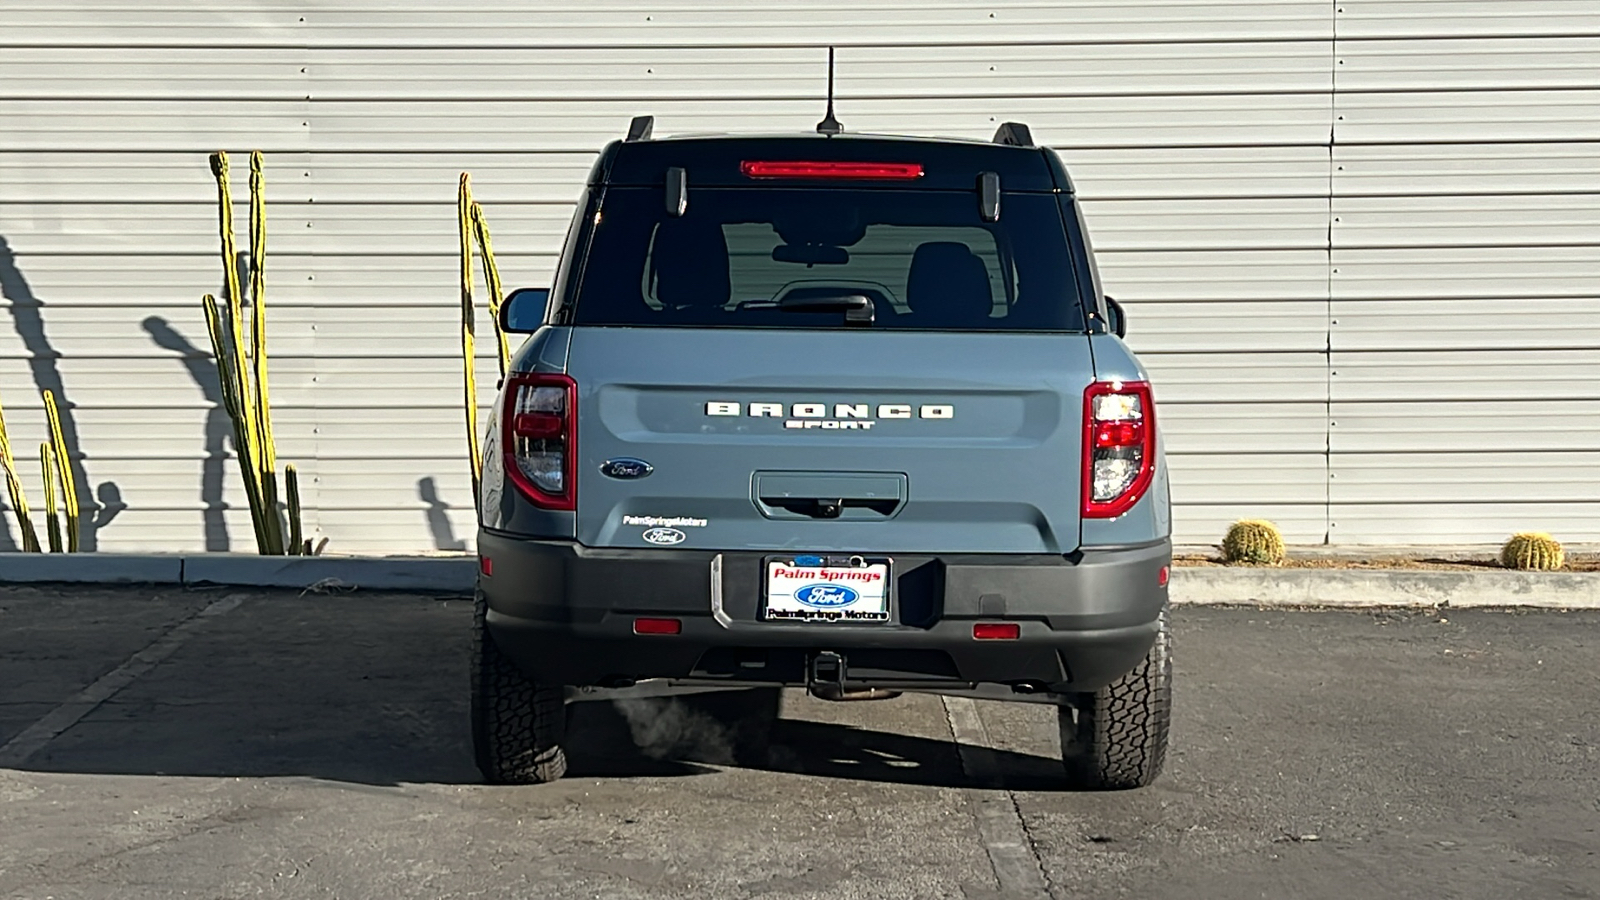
[182,555,477,592]
[1169,567,1600,609]
[0,553,185,585]
[1,553,1597,608]
[0,553,477,593]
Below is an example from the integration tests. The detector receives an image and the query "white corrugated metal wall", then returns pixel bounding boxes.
[0,1,1596,553]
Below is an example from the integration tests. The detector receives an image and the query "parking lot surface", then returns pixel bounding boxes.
[1,584,1597,899]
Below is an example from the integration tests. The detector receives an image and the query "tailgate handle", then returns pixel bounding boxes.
[753,472,907,521]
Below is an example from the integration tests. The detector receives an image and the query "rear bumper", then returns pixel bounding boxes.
[478,531,1170,693]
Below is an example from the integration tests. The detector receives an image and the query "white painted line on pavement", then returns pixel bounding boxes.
[0,594,245,768]
[941,695,1052,899]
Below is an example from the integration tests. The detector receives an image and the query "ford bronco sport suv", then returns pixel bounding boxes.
[474,117,1172,790]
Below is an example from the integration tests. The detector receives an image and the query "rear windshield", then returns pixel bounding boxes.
[567,188,1086,331]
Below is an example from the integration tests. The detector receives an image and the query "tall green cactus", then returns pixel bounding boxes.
[41,442,62,553]
[0,388,40,552]
[43,390,78,551]
[458,174,512,506]
[204,150,303,555]
[458,174,482,500]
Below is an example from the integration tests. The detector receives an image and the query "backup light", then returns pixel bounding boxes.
[740,160,925,180]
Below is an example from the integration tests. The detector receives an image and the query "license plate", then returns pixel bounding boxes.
[764,556,891,623]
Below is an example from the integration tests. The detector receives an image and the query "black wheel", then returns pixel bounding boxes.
[1058,605,1171,790]
[471,588,568,784]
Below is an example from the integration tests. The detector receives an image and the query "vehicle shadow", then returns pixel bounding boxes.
[565,694,1067,791]
[5,589,1062,791]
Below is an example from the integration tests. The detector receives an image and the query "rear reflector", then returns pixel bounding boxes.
[1159,565,1170,587]
[740,160,924,180]
[973,622,1021,640]
[479,556,493,577]
[633,617,682,635]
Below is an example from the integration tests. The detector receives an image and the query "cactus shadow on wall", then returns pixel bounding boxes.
[142,316,232,552]
[0,234,114,551]
[418,476,467,551]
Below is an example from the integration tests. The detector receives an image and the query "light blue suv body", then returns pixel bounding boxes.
[471,124,1173,789]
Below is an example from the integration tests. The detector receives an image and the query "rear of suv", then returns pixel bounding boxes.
[474,119,1172,789]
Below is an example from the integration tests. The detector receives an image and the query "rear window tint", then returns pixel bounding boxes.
[568,188,1086,331]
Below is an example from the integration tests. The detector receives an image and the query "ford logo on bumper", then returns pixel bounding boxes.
[794,583,860,608]
[600,457,654,479]
[642,527,686,545]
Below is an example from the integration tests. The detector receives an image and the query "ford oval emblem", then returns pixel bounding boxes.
[600,457,654,480]
[794,583,860,609]
[642,527,686,546]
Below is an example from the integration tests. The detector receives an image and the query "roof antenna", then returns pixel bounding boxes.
[815,47,843,136]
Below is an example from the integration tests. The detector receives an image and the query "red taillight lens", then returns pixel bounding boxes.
[503,373,577,511]
[633,617,682,635]
[1082,381,1156,519]
[513,412,565,440]
[973,622,1021,640]
[740,160,924,180]
[1093,419,1145,449]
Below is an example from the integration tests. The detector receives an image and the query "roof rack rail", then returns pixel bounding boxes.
[625,115,654,142]
[992,122,1034,147]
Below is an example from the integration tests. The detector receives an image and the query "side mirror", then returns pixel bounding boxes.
[499,287,550,334]
[1104,296,1127,339]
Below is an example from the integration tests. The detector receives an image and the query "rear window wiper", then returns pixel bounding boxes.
[741,294,875,326]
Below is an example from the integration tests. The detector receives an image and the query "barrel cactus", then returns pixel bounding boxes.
[1500,533,1564,571]
[1221,519,1286,565]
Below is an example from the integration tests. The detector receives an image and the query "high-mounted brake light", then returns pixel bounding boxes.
[1082,381,1156,519]
[740,160,924,180]
[504,372,577,511]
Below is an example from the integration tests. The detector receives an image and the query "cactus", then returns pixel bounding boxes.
[458,173,511,506]
[1500,532,1564,571]
[43,390,79,551]
[1221,519,1286,565]
[458,173,482,500]
[469,199,511,379]
[204,149,303,555]
[41,443,62,553]
[286,463,303,556]
[0,388,40,552]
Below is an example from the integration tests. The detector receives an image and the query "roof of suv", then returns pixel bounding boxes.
[592,130,1073,193]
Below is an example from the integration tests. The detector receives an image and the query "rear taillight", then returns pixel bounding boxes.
[1082,381,1155,519]
[503,373,577,511]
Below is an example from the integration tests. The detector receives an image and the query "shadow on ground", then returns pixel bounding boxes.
[4,587,1061,790]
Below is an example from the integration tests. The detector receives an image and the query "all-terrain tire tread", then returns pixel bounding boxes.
[1059,605,1172,790]
[471,588,568,784]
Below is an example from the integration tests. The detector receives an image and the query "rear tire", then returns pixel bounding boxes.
[1057,605,1171,790]
[471,588,568,784]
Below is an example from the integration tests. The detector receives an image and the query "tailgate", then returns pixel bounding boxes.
[565,328,1092,554]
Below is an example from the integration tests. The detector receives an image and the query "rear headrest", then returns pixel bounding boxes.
[651,219,731,310]
[906,242,993,324]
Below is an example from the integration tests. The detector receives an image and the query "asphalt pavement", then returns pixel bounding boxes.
[0,584,1596,899]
